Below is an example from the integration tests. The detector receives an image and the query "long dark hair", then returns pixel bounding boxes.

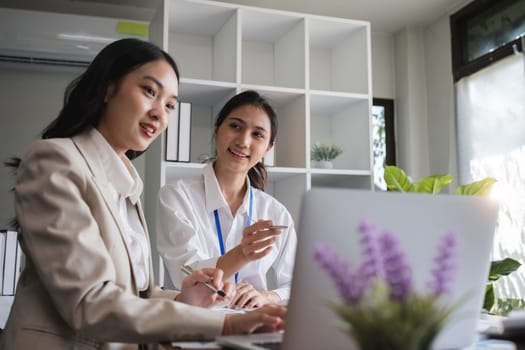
[5,38,180,229]
[214,90,278,191]
[43,38,179,159]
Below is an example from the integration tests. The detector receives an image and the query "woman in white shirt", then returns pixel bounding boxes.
[157,90,297,308]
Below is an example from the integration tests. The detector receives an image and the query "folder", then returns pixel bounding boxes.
[2,230,19,295]
[165,102,180,161]
[178,102,192,162]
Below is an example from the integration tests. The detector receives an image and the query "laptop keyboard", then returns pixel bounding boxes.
[253,342,281,350]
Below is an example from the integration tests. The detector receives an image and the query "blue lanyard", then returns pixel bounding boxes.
[213,186,253,283]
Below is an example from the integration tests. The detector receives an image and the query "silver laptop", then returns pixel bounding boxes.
[216,188,499,350]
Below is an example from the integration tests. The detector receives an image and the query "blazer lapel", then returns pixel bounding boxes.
[72,132,140,293]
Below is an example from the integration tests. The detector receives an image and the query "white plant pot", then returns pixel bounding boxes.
[312,160,333,169]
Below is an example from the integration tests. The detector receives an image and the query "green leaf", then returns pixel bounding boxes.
[492,298,525,316]
[484,283,496,312]
[489,258,522,281]
[414,174,452,194]
[453,177,497,196]
[384,166,415,192]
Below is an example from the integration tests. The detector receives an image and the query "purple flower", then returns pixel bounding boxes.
[313,244,364,304]
[427,231,458,296]
[356,219,381,288]
[378,231,412,301]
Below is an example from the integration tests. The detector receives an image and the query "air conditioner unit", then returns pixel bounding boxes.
[0,8,149,68]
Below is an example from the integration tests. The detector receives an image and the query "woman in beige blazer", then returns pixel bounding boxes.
[0,38,285,350]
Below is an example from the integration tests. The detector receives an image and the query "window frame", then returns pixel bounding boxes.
[450,0,524,82]
[373,98,396,166]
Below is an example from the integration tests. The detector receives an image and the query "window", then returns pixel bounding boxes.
[372,98,395,190]
[450,0,525,81]
[452,0,525,303]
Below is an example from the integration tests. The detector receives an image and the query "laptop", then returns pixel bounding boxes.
[216,188,499,350]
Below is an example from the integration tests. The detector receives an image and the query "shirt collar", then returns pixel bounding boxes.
[90,129,143,204]
[203,162,251,215]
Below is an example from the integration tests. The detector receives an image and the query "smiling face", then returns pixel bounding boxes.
[96,59,179,156]
[214,104,273,175]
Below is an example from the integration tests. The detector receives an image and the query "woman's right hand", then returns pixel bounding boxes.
[239,220,283,262]
[218,220,283,280]
[222,304,286,335]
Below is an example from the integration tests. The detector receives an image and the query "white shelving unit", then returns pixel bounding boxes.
[144,0,372,212]
[143,0,373,284]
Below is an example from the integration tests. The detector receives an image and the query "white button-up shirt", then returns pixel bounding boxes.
[91,129,150,291]
[157,163,297,300]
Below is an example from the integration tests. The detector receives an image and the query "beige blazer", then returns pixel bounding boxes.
[0,132,224,350]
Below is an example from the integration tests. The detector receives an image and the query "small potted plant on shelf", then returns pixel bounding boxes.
[311,142,343,169]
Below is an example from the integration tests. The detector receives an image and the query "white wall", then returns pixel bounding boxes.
[423,16,457,180]
[0,66,76,228]
[371,32,396,99]
[371,13,456,183]
[393,27,431,180]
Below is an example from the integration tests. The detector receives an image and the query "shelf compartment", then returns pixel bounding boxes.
[240,8,305,89]
[308,16,369,94]
[310,172,372,190]
[241,87,306,169]
[309,92,371,171]
[266,172,307,223]
[169,0,238,83]
[175,82,236,164]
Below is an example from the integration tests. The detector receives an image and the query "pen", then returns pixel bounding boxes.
[179,265,226,297]
[260,225,288,231]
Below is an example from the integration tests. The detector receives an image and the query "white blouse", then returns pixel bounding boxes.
[156,163,297,300]
[91,129,150,291]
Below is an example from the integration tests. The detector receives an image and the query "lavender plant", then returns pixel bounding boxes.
[313,220,460,350]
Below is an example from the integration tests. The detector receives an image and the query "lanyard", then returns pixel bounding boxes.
[213,186,253,283]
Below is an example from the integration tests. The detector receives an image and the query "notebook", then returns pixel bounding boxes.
[216,188,499,350]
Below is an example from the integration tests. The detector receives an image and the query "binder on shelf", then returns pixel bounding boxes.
[2,230,20,296]
[165,102,180,161]
[0,232,5,291]
[14,239,24,291]
[177,102,192,162]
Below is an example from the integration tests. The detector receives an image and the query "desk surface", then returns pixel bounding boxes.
[163,342,220,350]
[162,339,525,350]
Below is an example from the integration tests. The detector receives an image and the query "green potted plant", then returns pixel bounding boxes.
[383,165,521,313]
[311,142,343,169]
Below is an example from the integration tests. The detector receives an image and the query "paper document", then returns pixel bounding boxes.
[170,341,219,349]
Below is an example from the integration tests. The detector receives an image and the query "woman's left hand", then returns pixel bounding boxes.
[176,268,234,307]
[230,282,280,309]
[222,304,286,335]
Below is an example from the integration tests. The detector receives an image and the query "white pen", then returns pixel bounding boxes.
[179,265,226,297]
[260,225,288,231]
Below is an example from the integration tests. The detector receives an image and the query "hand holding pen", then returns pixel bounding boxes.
[177,265,232,308]
[180,265,226,297]
[240,220,287,262]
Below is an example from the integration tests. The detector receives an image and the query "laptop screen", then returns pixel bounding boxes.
[283,188,499,350]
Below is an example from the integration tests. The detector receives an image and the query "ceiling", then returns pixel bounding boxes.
[0,0,472,33]
[213,0,472,33]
